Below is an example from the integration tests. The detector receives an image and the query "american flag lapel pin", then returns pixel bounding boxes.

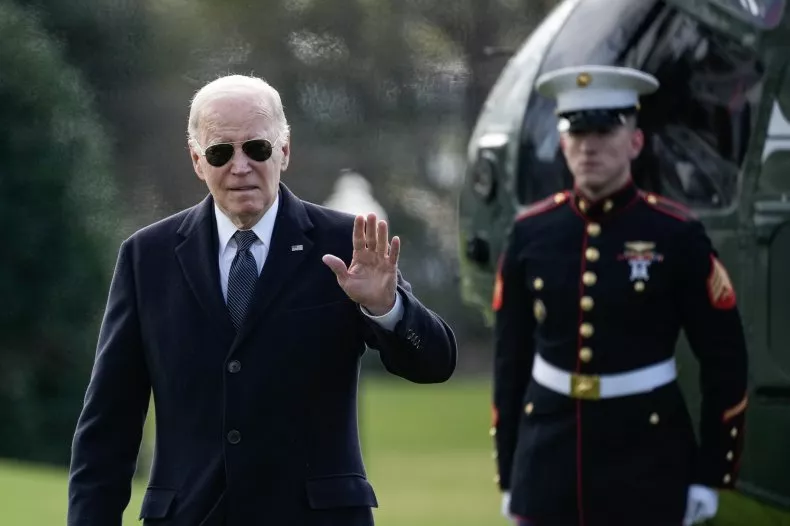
[291,244,303,252]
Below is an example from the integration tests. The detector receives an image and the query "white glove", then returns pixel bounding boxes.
[501,491,514,520]
[683,484,719,525]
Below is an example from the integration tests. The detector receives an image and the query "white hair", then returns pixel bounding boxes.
[187,74,290,146]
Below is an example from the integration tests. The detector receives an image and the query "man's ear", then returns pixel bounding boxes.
[280,137,291,172]
[189,141,206,181]
[629,129,645,161]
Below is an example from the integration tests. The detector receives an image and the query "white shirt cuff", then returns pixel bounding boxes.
[361,291,404,331]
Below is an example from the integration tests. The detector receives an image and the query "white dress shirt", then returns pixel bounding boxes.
[215,196,279,301]
[213,196,403,330]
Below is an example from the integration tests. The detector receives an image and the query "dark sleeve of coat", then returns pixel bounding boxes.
[492,223,536,492]
[68,239,151,526]
[676,219,749,489]
[358,269,458,384]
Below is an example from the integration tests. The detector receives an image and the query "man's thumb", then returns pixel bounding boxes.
[322,254,348,280]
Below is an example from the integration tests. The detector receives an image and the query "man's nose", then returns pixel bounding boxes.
[229,146,252,174]
[579,135,599,152]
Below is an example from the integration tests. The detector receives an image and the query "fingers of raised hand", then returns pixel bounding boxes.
[353,214,398,265]
[365,213,377,252]
[376,219,389,257]
[388,235,400,266]
[352,215,366,251]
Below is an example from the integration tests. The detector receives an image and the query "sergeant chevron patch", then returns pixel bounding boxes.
[707,256,736,310]
[492,258,504,311]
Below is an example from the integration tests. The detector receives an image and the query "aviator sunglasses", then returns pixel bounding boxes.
[194,138,274,167]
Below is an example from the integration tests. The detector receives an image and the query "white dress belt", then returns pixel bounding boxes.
[531,353,677,399]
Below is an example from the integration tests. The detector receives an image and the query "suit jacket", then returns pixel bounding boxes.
[68,183,457,526]
[492,182,748,526]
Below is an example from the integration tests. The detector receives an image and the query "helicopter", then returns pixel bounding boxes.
[457,0,790,520]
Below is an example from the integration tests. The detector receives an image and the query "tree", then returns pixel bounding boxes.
[0,0,119,466]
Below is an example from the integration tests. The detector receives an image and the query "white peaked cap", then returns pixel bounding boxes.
[536,65,659,114]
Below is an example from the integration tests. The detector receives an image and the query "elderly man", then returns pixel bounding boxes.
[491,65,748,526]
[67,74,457,526]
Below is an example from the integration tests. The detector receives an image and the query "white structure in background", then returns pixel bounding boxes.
[323,169,388,222]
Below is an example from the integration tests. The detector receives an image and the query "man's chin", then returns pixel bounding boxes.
[221,203,264,226]
[575,173,610,191]
[228,193,263,210]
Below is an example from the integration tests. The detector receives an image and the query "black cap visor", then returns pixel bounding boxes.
[557,108,636,134]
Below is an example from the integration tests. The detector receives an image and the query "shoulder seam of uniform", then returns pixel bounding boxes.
[639,190,696,222]
[515,191,570,222]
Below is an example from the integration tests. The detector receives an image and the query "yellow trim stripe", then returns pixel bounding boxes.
[723,395,748,423]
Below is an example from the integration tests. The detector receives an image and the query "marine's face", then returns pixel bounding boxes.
[189,91,290,229]
[560,124,643,194]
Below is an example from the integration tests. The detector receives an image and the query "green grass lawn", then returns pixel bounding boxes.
[360,376,504,525]
[2,375,789,525]
[0,375,508,525]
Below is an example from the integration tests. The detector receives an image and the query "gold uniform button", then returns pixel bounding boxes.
[489,427,496,437]
[603,200,614,212]
[723,474,732,484]
[579,200,588,212]
[634,281,646,292]
[579,323,594,338]
[650,413,660,425]
[580,296,594,311]
[525,403,534,414]
[726,451,734,461]
[582,271,597,286]
[585,247,600,262]
[587,223,601,237]
[533,277,544,291]
[533,299,547,323]
[731,427,738,438]
[554,192,567,204]
[579,347,593,363]
[647,194,658,204]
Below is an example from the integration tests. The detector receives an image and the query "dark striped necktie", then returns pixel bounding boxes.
[227,230,259,330]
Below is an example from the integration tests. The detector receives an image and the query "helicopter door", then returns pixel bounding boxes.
[739,63,790,509]
[753,65,790,377]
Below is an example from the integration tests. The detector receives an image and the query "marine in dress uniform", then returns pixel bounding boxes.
[491,66,749,526]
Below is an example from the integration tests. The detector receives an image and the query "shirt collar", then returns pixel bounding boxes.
[214,193,279,254]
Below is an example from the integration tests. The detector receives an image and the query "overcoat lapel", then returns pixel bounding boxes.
[230,184,315,354]
[175,195,236,339]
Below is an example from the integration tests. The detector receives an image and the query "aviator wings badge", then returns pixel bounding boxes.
[618,241,664,281]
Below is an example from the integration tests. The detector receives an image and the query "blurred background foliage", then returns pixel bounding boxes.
[0,0,559,469]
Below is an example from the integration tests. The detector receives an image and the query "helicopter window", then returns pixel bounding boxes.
[709,0,786,30]
[516,1,764,211]
[624,7,764,210]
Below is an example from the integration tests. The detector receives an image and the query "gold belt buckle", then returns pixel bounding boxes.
[570,373,601,400]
